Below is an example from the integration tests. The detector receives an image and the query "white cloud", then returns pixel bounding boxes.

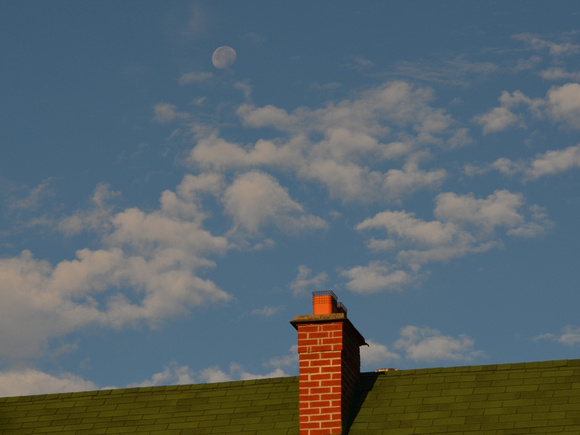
[188,131,303,171]
[179,71,213,85]
[223,171,327,234]
[198,366,232,383]
[0,369,98,397]
[357,210,457,247]
[289,265,328,296]
[58,183,121,236]
[513,33,580,57]
[473,89,547,135]
[234,82,253,100]
[466,144,580,181]
[535,325,580,347]
[153,103,190,123]
[393,57,498,87]
[511,55,542,73]
[346,55,376,70]
[128,362,196,387]
[237,104,298,130]
[9,179,54,212]
[382,161,446,199]
[351,190,551,290]
[341,261,411,294]
[394,326,483,362]
[265,345,299,369]
[491,157,525,176]
[507,205,553,238]
[0,173,234,360]
[540,67,580,82]
[251,306,281,317]
[433,190,552,238]
[433,190,525,233]
[229,363,287,381]
[188,81,463,202]
[526,144,580,178]
[356,210,479,269]
[360,339,401,368]
[127,361,288,388]
[474,106,518,134]
[546,83,580,129]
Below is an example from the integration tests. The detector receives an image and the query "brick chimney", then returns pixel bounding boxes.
[291,291,366,435]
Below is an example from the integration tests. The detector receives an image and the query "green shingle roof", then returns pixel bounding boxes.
[349,358,580,434]
[0,376,298,434]
[2,359,580,434]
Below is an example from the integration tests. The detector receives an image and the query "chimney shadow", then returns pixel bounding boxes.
[344,371,381,435]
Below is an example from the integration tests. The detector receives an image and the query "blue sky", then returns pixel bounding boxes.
[1,1,580,396]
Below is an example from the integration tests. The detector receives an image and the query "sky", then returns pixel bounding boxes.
[1,1,580,397]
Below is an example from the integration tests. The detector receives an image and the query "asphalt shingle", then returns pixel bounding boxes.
[2,359,580,434]
[348,359,580,434]
[0,376,299,434]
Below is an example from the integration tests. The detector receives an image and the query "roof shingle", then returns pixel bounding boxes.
[348,359,580,434]
[2,359,580,434]
[0,376,298,434]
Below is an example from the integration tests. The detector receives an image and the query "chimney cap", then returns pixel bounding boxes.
[312,290,337,299]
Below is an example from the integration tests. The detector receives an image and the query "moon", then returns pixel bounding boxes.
[212,46,236,69]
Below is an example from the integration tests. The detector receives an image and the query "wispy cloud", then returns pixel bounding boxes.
[540,67,580,81]
[251,306,281,317]
[0,174,232,361]
[361,327,483,369]
[153,103,190,123]
[9,179,54,212]
[513,33,580,57]
[223,171,327,235]
[361,339,401,367]
[466,144,580,181]
[392,57,498,87]
[535,325,580,347]
[394,326,484,362]
[345,190,550,293]
[189,81,464,202]
[179,71,213,85]
[0,369,99,397]
[290,265,328,296]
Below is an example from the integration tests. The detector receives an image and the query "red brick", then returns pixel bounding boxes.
[301,422,322,429]
[320,420,341,428]
[309,401,330,408]
[298,325,321,333]
[299,339,319,346]
[310,345,333,352]
[321,323,342,331]
[320,407,341,414]
[310,374,331,381]
[300,353,322,360]
[309,332,331,339]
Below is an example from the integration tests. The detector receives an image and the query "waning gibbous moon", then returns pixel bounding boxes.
[212,46,237,69]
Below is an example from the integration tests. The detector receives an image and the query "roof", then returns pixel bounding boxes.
[0,376,298,434]
[349,358,580,434]
[1,358,580,434]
